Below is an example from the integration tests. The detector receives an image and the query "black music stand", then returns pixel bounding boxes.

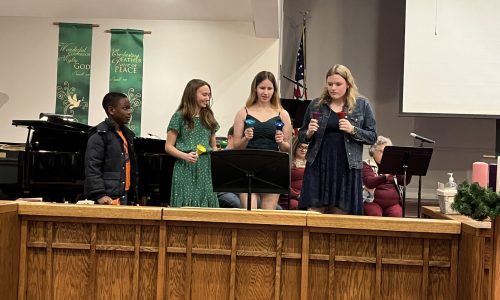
[378,146,433,218]
[211,149,290,211]
[281,98,312,128]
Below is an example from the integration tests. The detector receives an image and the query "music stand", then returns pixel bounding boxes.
[378,146,433,218]
[211,149,290,211]
[281,98,312,128]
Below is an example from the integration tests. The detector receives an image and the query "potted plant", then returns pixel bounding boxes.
[452,182,500,299]
[452,182,500,221]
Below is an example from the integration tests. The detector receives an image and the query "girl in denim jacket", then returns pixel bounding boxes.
[298,64,377,215]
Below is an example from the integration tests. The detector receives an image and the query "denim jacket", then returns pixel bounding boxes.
[298,97,377,169]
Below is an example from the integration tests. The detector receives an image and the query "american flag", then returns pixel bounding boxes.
[294,28,306,100]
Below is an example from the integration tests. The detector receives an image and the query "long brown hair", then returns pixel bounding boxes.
[318,64,359,113]
[178,79,218,132]
[245,71,282,109]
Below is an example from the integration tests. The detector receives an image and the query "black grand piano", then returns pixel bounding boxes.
[0,114,174,205]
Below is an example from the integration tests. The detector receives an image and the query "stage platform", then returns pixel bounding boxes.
[0,201,479,299]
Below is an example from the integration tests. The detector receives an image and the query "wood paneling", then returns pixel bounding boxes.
[0,202,19,300]
[422,206,491,300]
[16,203,163,300]
[11,203,463,299]
[491,217,500,300]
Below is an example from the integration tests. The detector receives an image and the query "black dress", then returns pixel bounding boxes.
[299,112,363,215]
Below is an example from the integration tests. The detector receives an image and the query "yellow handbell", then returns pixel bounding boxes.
[196,144,206,156]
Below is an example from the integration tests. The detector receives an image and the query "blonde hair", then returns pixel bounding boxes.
[245,71,282,109]
[318,64,359,113]
[368,136,392,157]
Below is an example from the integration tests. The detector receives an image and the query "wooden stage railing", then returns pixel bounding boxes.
[1,202,464,299]
[422,206,492,300]
[0,202,19,300]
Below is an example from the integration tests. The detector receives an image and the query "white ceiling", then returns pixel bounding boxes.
[0,0,279,37]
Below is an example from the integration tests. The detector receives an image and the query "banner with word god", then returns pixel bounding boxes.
[55,23,93,124]
[109,29,144,136]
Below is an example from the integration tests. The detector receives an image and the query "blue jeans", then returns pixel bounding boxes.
[217,192,241,208]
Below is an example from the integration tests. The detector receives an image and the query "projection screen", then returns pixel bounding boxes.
[402,0,500,117]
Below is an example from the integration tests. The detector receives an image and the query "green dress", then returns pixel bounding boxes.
[167,111,219,207]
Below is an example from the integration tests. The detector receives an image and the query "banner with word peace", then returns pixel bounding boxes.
[109,29,144,136]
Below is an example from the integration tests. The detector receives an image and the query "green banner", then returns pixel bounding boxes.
[55,23,93,124]
[109,29,144,136]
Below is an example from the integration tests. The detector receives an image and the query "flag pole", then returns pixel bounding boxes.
[293,10,310,100]
[301,11,309,99]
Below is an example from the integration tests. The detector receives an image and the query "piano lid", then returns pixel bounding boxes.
[12,114,91,133]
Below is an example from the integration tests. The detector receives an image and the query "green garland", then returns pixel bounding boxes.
[451,182,500,221]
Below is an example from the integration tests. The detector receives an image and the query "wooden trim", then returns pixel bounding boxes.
[282,253,301,259]
[307,214,461,234]
[421,239,429,300]
[46,222,53,300]
[462,223,492,237]
[0,202,17,213]
[428,261,451,268]
[450,238,458,300]
[491,217,500,300]
[375,236,382,300]
[236,250,276,257]
[17,219,28,300]
[328,234,336,300]
[229,229,238,300]
[18,203,162,220]
[132,225,140,300]
[300,228,309,300]
[184,227,193,300]
[274,231,283,300]
[166,220,304,232]
[156,222,166,300]
[23,215,160,226]
[167,247,186,254]
[164,208,307,226]
[90,224,97,300]
[422,206,491,237]
[52,242,90,250]
[139,246,159,252]
[335,256,376,264]
[308,227,458,239]
[229,229,237,300]
[95,245,135,251]
[381,258,423,266]
[192,248,231,255]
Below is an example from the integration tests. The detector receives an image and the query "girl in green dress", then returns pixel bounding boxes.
[165,79,219,207]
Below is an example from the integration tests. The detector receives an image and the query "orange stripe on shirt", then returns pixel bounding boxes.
[116,130,131,192]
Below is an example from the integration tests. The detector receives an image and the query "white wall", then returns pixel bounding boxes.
[282,0,496,199]
[0,16,279,142]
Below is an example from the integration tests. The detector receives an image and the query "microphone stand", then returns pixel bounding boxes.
[415,139,437,218]
[282,75,308,90]
[417,140,423,218]
[411,134,434,218]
